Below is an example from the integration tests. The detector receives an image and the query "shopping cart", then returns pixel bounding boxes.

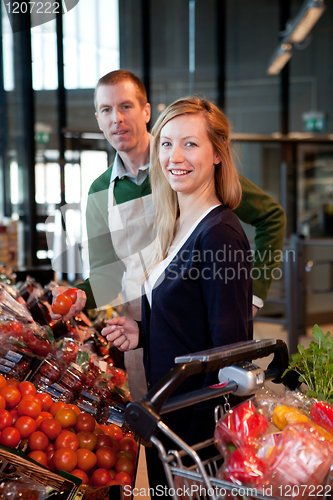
[125,338,297,500]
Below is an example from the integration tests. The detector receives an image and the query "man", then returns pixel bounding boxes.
[53,69,286,398]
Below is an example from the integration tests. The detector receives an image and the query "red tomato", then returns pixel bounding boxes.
[9,409,19,425]
[55,430,79,451]
[17,399,41,419]
[35,411,53,428]
[0,427,21,447]
[18,381,36,397]
[54,408,78,428]
[53,447,77,472]
[119,436,137,453]
[8,321,23,335]
[95,446,117,469]
[40,418,62,440]
[28,431,49,451]
[70,469,89,485]
[74,413,95,433]
[0,386,21,409]
[75,448,97,472]
[28,450,48,467]
[46,443,55,464]
[67,404,81,416]
[115,456,135,476]
[14,416,37,438]
[6,378,20,388]
[77,431,97,451]
[114,471,133,486]
[51,294,72,315]
[20,395,42,406]
[0,409,13,431]
[111,368,126,387]
[117,450,136,461]
[0,395,5,410]
[34,340,54,357]
[91,468,112,487]
[35,393,53,412]
[0,375,7,390]
[100,424,123,442]
[64,288,78,303]
[50,401,68,417]
[96,434,113,449]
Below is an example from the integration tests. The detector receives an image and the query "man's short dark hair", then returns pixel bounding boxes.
[94,70,147,110]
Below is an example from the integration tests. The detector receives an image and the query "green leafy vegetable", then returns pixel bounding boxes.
[283,324,333,402]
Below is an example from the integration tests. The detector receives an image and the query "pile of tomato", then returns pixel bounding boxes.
[0,375,137,488]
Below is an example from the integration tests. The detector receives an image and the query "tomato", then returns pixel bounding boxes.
[96,434,113,449]
[100,424,123,442]
[35,393,53,412]
[0,427,21,447]
[54,408,78,428]
[77,431,97,451]
[14,416,37,438]
[28,450,48,467]
[74,413,95,433]
[117,450,136,461]
[40,363,61,381]
[35,411,53,428]
[0,395,5,410]
[9,409,19,425]
[114,471,133,486]
[70,469,89,484]
[34,340,54,357]
[0,386,21,409]
[111,368,126,387]
[55,430,79,451]
[106,479,124,486]
[112,439,120,454]
[46,443,55,464]
[53,447,77,473]
[8,320,24,335]
[51,294,72,315]
[119,436,137,453]
[0,409,13,431]
[75,448,97,472]
[95,446,117,469]
[64,288,78,303]
[6,378,20,388]
[28,430,49,451]
[91,468,112,487]
[67,404,81,416]
[40,418,62,440]
[115,456,135,476]
[20,394,42,406]
[50,401,68,417]
[17,399,41,419]
[18,381,36,397]
[0,375,7,390]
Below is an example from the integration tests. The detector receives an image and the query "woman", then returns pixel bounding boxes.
[102,96,253,493]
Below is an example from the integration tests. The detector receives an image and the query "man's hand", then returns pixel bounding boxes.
[101,317,139,352]
[252,305,259,318]
[51,286,87,322]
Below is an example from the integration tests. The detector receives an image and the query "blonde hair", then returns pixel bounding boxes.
[148,96,242,272]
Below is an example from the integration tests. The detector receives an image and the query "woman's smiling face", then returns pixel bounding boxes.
[159,113,220,197]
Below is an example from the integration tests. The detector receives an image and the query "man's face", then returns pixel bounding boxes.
[95,81,151,154]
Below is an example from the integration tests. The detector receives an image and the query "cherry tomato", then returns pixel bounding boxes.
[115,456,135,476]
[74,413,95,433]
[117,450,136,461]
[8,320,24,335]
[28,430,49,451]
[40,418,62,440]
[51,294,72,315]
[91,468,112,487]
[0,386,21,409]
[100,424,123,442]
[55,430,79,451]
[114,471,133,486]
[17,399,41,419]
[70,469,89,485]
[40,363,61,381]
[50,401,68,417]
[34,340,54,357]
[75,448,97,472]
[0,427,21,447]
[96,434,113,449]
[0,395,5,410]
[35,393,53,412]
[53,447,77,472]
[111,368,126,387]
[95,446,117,469]
[76,431,97,451]
[119,436,137,453]
[9,409,19,425]
[54,408,78,428]
[14,416,37,438]
[6,378,20,388]
[67,404,81,416]
[28,450,48,467]
[0,409,13,431]
[0,375,7,390]
[18,381,36,397]
[64,288,78,303]
[35,411,53,428]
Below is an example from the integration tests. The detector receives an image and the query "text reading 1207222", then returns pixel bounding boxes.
[5,2,60,14]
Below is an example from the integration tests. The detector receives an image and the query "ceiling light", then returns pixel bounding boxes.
[286,0,326,43]
[267,44,292,75]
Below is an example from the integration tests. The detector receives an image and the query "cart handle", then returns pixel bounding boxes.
[125,339,290,441]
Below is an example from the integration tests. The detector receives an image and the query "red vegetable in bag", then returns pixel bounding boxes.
[310,401,333,433]
[221,444,267,485]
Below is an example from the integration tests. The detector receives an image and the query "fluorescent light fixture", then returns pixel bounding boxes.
[286,0,325,43]
[267,43,292,75]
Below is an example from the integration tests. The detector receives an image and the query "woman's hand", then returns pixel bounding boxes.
[101,317,139,352]
[50,286,87,322]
